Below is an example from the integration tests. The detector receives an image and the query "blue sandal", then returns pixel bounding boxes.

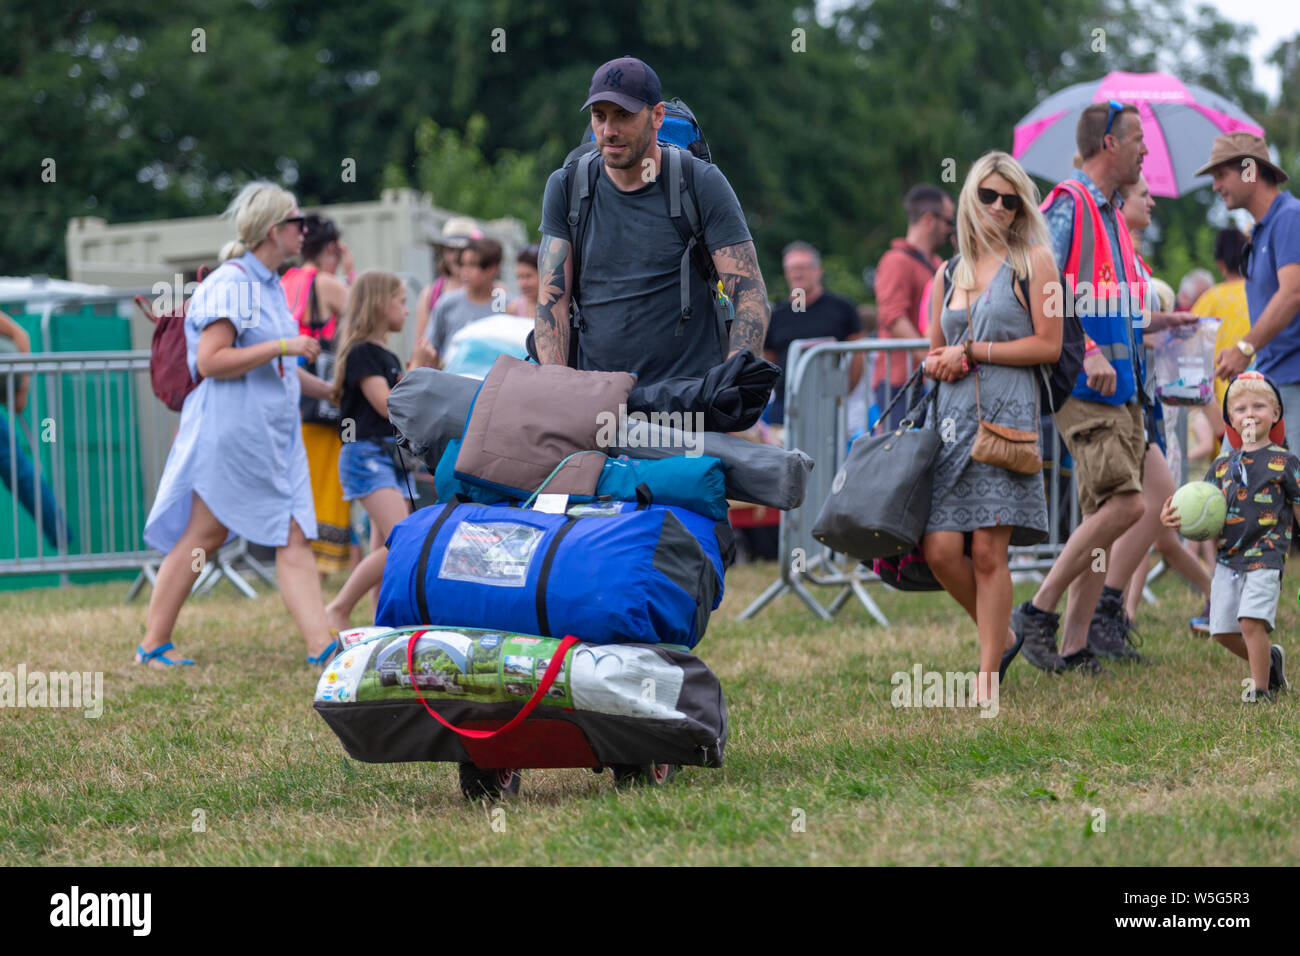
[135,642,196,667]
[307,638,340,668]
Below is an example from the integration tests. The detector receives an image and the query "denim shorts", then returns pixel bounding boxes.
[338,438,406,501]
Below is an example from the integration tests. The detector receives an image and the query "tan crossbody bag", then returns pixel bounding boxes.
[965,292,1042,476]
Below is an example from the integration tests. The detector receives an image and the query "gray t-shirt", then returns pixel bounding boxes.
[427,288,499,356]
[540,151,752,385]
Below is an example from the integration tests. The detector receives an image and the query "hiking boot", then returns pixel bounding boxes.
[1061,646,1106,675]
[1269,645,1289,693]
[1087,593,1141,662]
[1012,601,1066,673]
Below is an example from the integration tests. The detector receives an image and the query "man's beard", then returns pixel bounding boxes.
[601,123,654,171]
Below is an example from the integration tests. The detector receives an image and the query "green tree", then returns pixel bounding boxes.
[383,114,562,230]
[0,0,1277,291]
[1262,34,1300,184]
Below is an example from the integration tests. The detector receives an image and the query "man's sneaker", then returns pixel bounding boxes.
[1087,594,1141,662]
[1012,602,1065,673]
[1269,645,1289,693]
[1061,646,1106,675]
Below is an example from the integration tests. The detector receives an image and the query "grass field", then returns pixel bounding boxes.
[4,559,1300,866]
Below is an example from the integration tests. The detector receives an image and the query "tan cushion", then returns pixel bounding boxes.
[455,355,634,497]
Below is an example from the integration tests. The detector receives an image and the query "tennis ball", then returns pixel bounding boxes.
[1171,481,1227,541]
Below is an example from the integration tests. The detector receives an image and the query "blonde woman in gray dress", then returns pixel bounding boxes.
[922,151,1062,700]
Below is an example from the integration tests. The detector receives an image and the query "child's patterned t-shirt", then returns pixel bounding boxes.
[1204,444,1300,571]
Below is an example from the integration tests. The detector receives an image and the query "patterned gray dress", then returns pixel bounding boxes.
[924,261,1048,546]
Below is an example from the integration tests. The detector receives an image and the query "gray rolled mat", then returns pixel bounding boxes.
[387,367,480,468]
[611,421,813,511]
[387,367,813,510]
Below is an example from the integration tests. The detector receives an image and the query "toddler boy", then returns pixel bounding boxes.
[1162,372,1299,702]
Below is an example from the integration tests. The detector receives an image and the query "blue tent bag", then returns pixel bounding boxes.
[375,501,728,649]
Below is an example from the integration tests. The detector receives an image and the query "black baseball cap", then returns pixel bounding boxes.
[580,57,663,113]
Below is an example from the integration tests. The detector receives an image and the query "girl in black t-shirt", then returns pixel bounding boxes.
[325,271,414,631]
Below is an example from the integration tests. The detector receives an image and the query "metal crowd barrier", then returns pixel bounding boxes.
[740,337,1095,624]
[1,349,165,579]
[0,348,274,597]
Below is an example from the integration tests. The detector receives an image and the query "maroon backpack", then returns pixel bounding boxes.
[135,261,245,412]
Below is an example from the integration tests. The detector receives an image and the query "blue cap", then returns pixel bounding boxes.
[580,57,662,113]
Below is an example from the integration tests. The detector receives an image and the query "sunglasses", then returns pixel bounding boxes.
[1103,99,1125,138]
[278,216,306,230]
[976,187,1021,211]
[1240,240,1254,280]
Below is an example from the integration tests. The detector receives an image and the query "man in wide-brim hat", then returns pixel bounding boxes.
[1203,132,1300,450]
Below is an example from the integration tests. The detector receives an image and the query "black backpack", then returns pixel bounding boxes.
[942,255,1083,414]
[558,98,729,368]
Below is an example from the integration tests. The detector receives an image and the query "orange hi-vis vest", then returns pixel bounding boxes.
[1040,178,1147,406]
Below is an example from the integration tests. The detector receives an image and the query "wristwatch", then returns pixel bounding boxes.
[1236,340,1256,358]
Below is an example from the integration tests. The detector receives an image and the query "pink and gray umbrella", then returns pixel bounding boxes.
[1013,71,1265,197]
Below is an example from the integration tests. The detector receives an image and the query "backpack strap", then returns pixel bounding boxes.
[561,148,601,367]
[662,145,726,340]
[566,148,601,314]
[667,145,694,335]
[898,244,935,273]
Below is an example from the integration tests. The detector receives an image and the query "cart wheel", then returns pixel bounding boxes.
[458,763,522,801]
[611,763,678,789]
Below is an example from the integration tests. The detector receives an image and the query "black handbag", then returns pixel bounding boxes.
[811,365,940,561]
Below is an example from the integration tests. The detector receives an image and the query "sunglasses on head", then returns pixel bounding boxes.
[1103,98,1125,138]
[976,187,1021,211]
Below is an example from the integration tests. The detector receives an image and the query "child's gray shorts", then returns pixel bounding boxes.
[1210,564,1282,634]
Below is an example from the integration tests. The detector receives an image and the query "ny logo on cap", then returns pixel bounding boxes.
[605,67,624,87]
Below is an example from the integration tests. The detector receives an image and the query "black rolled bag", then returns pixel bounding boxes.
[313,626,728,769]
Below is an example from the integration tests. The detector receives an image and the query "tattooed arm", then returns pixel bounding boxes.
[534,233,574,365]
[711,240,770,357]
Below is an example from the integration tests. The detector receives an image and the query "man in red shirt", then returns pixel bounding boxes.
[872,184,954,428]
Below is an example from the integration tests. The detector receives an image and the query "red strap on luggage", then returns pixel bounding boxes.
[405,630,580,739]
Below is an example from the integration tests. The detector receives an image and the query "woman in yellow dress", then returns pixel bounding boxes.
[1192,228,1251,426]
[282,215,354,575]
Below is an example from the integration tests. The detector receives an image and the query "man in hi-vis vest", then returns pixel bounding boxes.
[1013,101,1176,675]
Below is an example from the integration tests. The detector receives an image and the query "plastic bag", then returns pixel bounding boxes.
[1153,316,1219,406]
